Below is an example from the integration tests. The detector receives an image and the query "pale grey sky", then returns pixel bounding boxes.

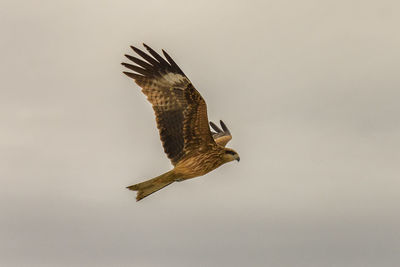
[1,0,400,266]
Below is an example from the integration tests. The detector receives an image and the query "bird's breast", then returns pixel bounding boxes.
[174,152,224,178]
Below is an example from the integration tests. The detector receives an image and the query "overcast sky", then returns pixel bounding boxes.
[1,0,400,266]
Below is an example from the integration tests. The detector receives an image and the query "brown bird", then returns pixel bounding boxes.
[122,44,240,201]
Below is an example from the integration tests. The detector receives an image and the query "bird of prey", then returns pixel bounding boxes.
[122,44,240,201]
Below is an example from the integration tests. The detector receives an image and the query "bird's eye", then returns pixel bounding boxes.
[225,150,236,156]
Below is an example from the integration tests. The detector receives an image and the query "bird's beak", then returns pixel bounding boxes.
[235,155,240,162]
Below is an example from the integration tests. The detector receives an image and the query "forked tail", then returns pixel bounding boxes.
[127,170,176,201]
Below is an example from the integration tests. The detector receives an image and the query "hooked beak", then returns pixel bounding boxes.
[235,155,240,162]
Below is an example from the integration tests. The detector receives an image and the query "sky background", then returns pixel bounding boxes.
[1,0,400,266]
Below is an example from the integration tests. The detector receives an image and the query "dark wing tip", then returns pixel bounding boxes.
[122,62,151,76]
[162,49,185,75]
[220,120,230,133]
[123,71,144,80]
[124,44,187,81]
[142,44,170,68]
[210,121,222,133]
[130,45,141,55]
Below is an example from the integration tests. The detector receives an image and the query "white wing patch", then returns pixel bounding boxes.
[162,73,187,84]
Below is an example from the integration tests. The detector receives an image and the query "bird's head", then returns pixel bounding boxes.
[222,148,240,163]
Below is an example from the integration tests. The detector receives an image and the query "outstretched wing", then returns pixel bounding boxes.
[122,44,215,165]
[210,120,232,147]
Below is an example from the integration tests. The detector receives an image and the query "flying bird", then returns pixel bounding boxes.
[122,44,240,201]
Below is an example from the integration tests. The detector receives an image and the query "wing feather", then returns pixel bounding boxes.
[122,44,215,165]
[124,54,154,71]
[123,71,143,80]
[210,120,232,147]
[162,49,185,75]
[130,46,160,67]
[121,63,152,76]
[143,44,170,69]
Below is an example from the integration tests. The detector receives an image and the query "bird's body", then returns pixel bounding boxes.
[122,44,239,201]
[174,146,226,178]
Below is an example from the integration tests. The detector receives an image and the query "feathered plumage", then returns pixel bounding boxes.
[210,120,232,147]
[122,44,239,201]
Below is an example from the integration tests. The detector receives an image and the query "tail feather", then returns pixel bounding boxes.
[127,170,176,201]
